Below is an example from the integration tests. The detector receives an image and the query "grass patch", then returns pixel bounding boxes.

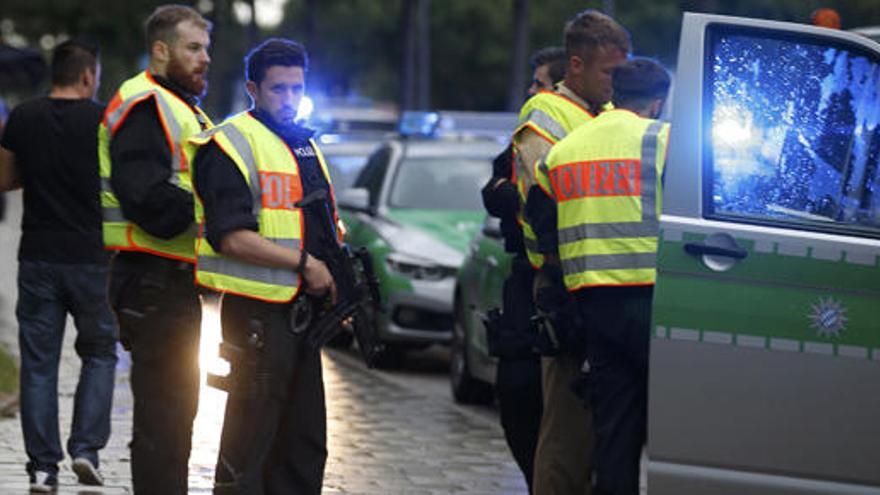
[0,345,18,395]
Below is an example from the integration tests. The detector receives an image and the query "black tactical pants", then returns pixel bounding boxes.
[213,293,326,495]
[576,286,653,495]
[495,256,542,492]
[109,252,201,495]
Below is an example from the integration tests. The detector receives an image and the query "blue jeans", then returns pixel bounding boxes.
[17,260,118,475]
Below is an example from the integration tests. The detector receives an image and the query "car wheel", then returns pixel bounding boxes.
[371,344,406,369]
[450,302,493,405]
[326,331,354,349]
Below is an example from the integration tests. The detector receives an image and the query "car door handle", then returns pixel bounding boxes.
[683,242,748,260]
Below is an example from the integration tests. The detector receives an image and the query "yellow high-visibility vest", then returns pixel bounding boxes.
[189,111,340,303]
[535,109,670,291]
[513,89,598,268]
[98,71,212,262]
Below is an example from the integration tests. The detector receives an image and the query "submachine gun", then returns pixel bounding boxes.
[207,189,385,395]
[292,189,384,367]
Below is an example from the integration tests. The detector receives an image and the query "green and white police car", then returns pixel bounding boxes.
[450,216,508,403]
[649,12,880,494]
[337,112,514,366]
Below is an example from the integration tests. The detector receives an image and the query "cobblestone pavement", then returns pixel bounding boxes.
[0,192,528,493]
[0,318,528,494]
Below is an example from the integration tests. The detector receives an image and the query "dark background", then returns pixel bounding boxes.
[1,0,879,118]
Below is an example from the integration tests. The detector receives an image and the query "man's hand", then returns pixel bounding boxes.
[219,230,337,304]
[0,147,21,191]
[303,255,337,305]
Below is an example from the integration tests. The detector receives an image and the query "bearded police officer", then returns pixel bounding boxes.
[530,58,672,495]
[191,38,341,495]
[99,5,213,493]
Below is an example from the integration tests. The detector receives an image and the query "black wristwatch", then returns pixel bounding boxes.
[295,251,309,274]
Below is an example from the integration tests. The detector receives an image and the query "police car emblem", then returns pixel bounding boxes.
[808,297,847,339]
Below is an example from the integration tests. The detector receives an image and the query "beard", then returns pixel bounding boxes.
[167,56,208,97]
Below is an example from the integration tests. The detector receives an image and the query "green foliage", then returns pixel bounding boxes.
[431,0,513,110]
[0,345,18,396]
[3,0,880,112]
[276,0,403,101]
[2,0,164,102]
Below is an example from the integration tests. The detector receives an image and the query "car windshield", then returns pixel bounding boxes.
[323,154,370,192]
[389,156,491,210]
[706,28,880,236]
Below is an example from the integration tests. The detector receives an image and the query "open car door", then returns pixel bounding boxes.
[649,13,880,495]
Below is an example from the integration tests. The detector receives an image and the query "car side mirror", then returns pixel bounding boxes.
[481,216,503,239]
[337,187,372,214]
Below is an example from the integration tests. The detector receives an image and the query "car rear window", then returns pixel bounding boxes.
[705,27,880,238]
[389,157,491,210]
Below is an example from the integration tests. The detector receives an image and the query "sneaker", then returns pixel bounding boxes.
[29,470,57,493]
[72,457,104,486]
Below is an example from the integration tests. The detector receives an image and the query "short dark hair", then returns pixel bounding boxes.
[245,38,309,86]
[564,10,631,64]
[611,58,671,110]
[51,39,99,87]
[145,4,212,50]
[530,46,566,85]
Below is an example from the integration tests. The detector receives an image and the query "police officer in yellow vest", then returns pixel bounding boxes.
[504,10,630,495]
[530,58,672,495]
[480,46,567,493]
[99,5,212,494]
[191,38,340,495]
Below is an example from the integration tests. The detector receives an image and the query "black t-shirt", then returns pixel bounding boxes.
[1,96,108,263]
[193,110,338,262]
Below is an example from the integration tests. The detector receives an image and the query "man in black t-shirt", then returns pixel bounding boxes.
[0,40,117,492]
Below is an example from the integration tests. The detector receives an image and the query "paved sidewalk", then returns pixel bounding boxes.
[0,192,529,494]
[0,340,527,494]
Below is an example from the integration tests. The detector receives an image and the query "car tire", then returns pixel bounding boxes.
[371,345,406,369]
[326,331,354,349]
[450,303,494,405]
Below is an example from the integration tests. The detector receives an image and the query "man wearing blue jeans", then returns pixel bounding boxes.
[0,39,117,493]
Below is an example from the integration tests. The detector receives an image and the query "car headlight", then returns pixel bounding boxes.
[385,252,457,281]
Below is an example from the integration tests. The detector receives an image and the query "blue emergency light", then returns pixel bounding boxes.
[398,111,441,137]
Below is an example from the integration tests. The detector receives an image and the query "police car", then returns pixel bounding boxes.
[450,216,507,403]
[337,112,514,367]
[648,13,880,494]
[851,25,880,44]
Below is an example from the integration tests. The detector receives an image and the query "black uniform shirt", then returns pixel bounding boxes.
[109,74,205,240]
[525,185,558,255]
[193,109,337,261]
[481,144,526,255]
[1,96,108,263]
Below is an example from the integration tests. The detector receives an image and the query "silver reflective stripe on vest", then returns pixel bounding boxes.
[105,91,152,131]
[198,238,301,286]
[639,121,664,230]
[103,207,126,223]
[100,177,112,193]
[523,236,539,254]
[560,121,665,275]
[221,124,263,218]
[106,89,185,181]
[524,109,566,142]
[562,251,658,274]
[152,92,186,181]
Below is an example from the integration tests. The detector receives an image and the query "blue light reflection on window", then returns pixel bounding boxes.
[707,30,880,234]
